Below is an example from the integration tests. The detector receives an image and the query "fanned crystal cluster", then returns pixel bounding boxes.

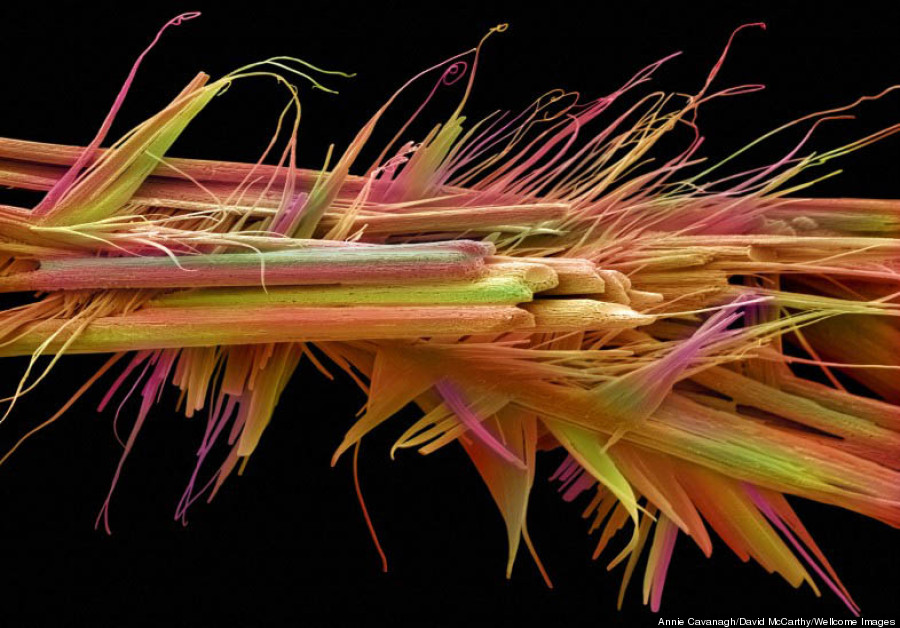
[0,14,897,613]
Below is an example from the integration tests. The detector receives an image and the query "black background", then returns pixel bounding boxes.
[0,2,898,626]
